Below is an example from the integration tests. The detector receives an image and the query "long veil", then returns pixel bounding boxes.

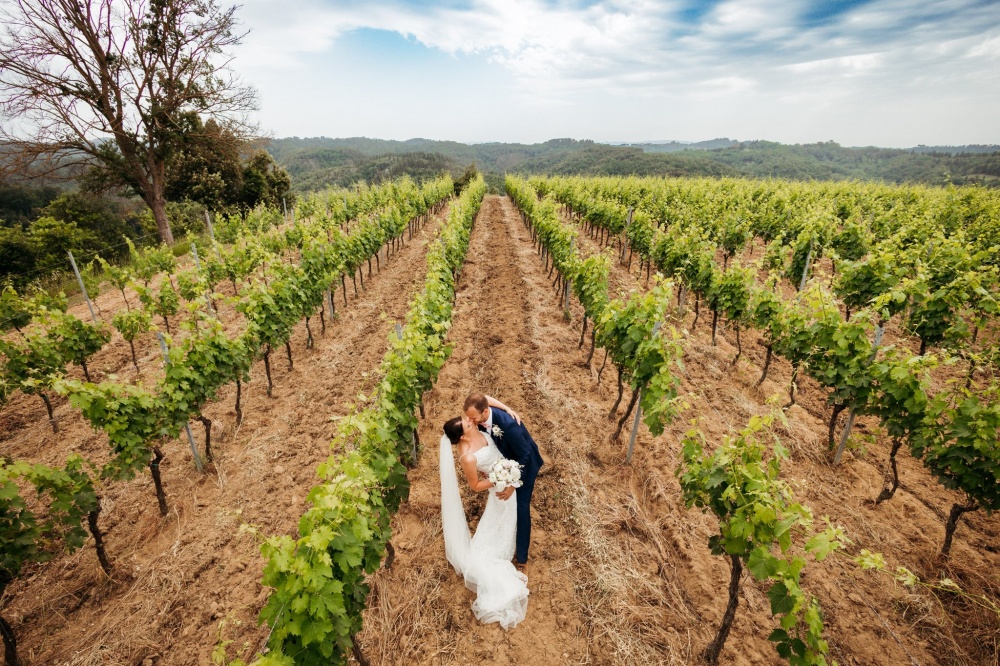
[439,434,471,574]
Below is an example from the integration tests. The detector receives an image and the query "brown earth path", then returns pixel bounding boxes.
[358,194,611,664]
[1,205,451,666]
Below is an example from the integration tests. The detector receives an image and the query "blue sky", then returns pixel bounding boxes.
[233,0,1000,146]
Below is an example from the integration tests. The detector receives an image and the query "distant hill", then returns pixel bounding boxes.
[266,137,1000,191]
[613,138,739,152]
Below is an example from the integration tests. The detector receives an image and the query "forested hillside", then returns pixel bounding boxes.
[268,136,1000,189]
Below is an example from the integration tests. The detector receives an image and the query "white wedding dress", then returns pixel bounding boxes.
[440,432,529,629]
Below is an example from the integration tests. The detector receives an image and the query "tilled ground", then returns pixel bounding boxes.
[556,205,1000,665]
[362,196,999,666]
[1,207,450,666]
[5,194,997,666]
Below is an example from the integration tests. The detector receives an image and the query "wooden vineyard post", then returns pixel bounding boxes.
[626,321,661,464]
[833,323,885,465]
[157,332,204,472]
[204,211,220,258]
[68,250,99,324]
[190,244,215,317]
[798,240,814,293]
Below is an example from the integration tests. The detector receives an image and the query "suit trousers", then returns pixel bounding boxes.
[514,468,538,564]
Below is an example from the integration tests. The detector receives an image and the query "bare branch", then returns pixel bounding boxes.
[0,0,260,244]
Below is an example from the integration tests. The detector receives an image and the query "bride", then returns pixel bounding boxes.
[440,414,529,629]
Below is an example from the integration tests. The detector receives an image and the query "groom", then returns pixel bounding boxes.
[464,392,544,568]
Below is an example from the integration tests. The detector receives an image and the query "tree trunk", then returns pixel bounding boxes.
[692,295,701,330]
[304,317,313,349]
[613,387,641,441]
[87,503,112,575]
[197,415,213,463]
[162,314,171,334]
[783,365,799,409]
[81,359,92,382]
[40,392,57,432]
[128,339,140,373]
[579,316,588,348]
[235,378,243,425]
[704,554,742,664]
[342,274,349,305]
[756,344,773,386]
[384,541,395,571]
[148,188,175,245]
[597,349,609,385]
[875,439,904,504]
[711,308,719,346]
[0,611,21,666]
[319,306,326,335]
[585,329,597,367]
[263,348,273,397]
[918,338,927,356]
[352,640,371,666]
[150,446,168,516]
[827,403,847,448]
[608,368,625,419]
[942,501,979,557]
[285,341,294,370]
[352,272,358,297]
[120,287,131,311]
[731,326,742,365]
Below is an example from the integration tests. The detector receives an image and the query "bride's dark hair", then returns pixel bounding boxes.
[443,417,464,445]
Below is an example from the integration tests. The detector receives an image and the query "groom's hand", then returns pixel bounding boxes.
[508,408,522,425]
[497,487,515,501]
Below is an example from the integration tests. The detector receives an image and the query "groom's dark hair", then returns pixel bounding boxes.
[463,393,488,412]
[443,417,464,445]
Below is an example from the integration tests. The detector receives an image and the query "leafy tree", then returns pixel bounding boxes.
[164,114,244,211]
[58,379,170,515]
[47,310,110,382]
[0,226,36,286]
[920,384,1000,557]
[677,414,841,665]
[240,150,292,212]
[0,454,109,666]
[0,323,65,430]
[26,216,100,275]
[0,0,259,244]
[112,308,153,373]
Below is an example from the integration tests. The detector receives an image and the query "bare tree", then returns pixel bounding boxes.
[0,0,258,244]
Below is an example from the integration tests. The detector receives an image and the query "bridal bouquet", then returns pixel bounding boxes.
[488,459,523,493]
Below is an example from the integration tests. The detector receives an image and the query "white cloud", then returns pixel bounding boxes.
[233,0,1000,145]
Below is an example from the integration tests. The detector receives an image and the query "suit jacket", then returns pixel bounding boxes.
[484,407,543,475]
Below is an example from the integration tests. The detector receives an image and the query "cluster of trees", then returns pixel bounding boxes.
[270,136,1000,190]
[282,148,459,192]
[0,143,290,288]
[0,0,291,288]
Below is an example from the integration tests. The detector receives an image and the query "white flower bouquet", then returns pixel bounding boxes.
[488,459,523,493]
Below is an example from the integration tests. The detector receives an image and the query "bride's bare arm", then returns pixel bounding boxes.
[461,453,494,492]
[486,395,521,424]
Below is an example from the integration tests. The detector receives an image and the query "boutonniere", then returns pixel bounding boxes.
[491,425,503,439]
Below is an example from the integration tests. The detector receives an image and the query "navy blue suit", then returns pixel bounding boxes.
[482,407,543,563]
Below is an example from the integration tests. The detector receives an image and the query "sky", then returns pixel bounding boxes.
[232,0,1000,147]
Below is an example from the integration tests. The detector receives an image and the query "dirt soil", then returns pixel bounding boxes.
[0,207,451,666]
[4,194,998,666]
[360,196,999,666]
